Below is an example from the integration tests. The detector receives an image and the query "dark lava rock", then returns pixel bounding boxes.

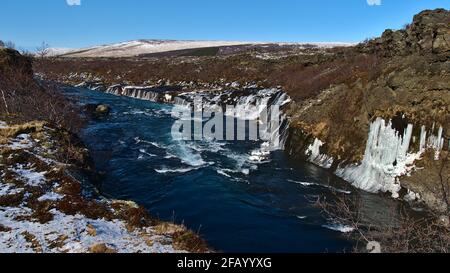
[358,9,450,56]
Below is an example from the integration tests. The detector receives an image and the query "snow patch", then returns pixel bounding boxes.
[37,192,64,202]
[6,134,34,150]
[0,208,179,253]
[0,183,24,196]
[0,121,7,129]
[11,164,47,187]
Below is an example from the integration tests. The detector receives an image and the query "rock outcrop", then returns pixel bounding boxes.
[287,9,450,211]
[358,9,450,56]
[0,48,33,76]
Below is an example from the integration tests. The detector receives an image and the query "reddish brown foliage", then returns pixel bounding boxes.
[34,49,383,103]
[0,49,84,132]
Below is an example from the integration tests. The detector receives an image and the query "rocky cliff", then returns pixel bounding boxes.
[359,9,449,56]
[286,9,449,212]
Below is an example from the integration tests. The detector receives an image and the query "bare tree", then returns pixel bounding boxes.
[19,48,34,58]
[438,152,450,214]
[0,88,9,115]
[317,193,450,253]
[4,41,16,50]
[36,41,50,59]
[0,40,5,48]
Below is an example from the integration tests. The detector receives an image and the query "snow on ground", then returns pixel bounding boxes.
[0,122,203,253]
[0,207,178,253]
[6,134,34,150]
[45,48,75,57]
[0,183,24,197]
[10,164,47,187]
[37,192,64,202]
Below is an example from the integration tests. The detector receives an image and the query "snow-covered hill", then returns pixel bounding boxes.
[58,40,252,58]
[46,48,74,57]
[55,40,354,58]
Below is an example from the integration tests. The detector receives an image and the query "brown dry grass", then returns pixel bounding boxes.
[172,229,210,253]
[0,121,45,142]
[33,47,383,102]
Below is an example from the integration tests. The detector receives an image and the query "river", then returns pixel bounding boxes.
[66,86,405,253]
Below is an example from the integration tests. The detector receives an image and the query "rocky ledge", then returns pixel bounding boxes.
[0,121,209,253]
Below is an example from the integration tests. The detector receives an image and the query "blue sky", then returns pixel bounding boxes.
[1,0,449,50]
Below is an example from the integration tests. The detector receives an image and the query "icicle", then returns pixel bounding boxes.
[333,118,446,198]
[419,125,427,153]
[305,138,334,169]
[335,118,418,198]
[424,125,445,160]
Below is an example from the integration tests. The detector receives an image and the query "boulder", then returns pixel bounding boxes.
[95,104,110,115]
[84,103,111,117]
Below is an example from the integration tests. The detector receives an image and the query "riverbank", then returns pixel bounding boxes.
[1,45,210,253]
[0,120,209,253]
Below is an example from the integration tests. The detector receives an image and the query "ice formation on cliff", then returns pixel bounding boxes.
[335,118,445,198]
[426,124,445,160]
[335,118,415,197]
[305,138,334,169]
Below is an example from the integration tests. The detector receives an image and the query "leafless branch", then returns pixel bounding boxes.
[36,41,50,59]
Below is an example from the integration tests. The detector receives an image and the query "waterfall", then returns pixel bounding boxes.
[173,88,292,152]
[76,81,106,91]
[104,84,292,152]
[106,84,122,95]
[229,89,291,151]
[106,85,164,102]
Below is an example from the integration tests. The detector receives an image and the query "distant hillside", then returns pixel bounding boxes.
[56,39,353,58]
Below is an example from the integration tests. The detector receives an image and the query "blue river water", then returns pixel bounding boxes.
[68,87,367,253]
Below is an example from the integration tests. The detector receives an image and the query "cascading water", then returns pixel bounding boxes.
[174,88,292,161]
[94,82,293,164]
[106,85,166,102]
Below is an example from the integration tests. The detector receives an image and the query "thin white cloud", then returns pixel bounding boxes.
[67,0,81,6]
[367,0,381,6]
